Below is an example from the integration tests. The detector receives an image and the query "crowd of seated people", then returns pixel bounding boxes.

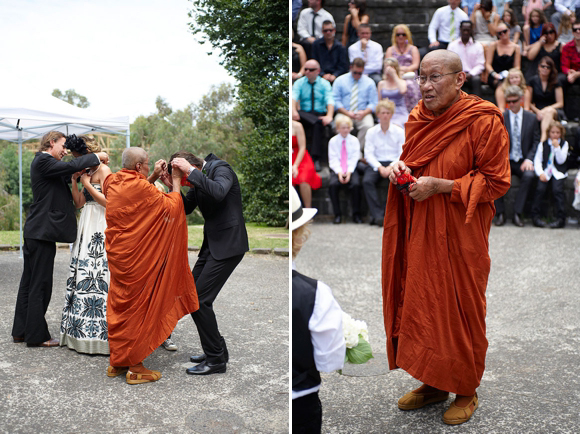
[292,0,580,226]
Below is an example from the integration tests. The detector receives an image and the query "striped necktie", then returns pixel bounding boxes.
[350,81,359,112]
[450,10,456,40]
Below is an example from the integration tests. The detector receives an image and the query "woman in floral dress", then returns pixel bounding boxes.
[60,135,112,354]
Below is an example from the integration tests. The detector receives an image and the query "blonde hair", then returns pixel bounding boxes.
[391,24,413,47]
[501,68,526,93]
[376,99,395,114]
[38,131,65,152]
[292,223,311,258]
[335,115,354,129]
[383,57,401,80]
[80,135,102,153]
[559,12,575,34]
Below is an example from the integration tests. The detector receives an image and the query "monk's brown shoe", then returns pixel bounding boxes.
[442,393,478,425]
[107,366,129,377]
[126,368,162,385]
[398,389,449,410]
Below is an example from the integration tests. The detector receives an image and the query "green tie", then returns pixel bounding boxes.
[450,10,455,40]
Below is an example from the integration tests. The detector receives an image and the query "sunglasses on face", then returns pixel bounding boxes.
[396,33,406,37]
[574,28,580,33]
[539,64,550,69]
[545,30,556,35]
[323,28,334,33]
[351,71,363,76]
[304,68,317,72]
[506,99,520,104]
[497,29,508,36]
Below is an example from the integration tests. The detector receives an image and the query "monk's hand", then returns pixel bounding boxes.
[388,161,411,184]
[153,159,166,177]
[159,168,172,188]
[409,176,453,202]
[172,157,193,175]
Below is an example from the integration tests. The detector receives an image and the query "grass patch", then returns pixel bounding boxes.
[1,223,288,250]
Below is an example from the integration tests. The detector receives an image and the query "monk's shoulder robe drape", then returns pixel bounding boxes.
[103,169,199,367]
[382,92,511,396]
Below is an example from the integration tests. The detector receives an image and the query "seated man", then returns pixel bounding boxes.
[104,147,199,384]
[296,0,336,58]
[328,116,362,224]
[332,57,378,150]
[348,23,384,84]
[292,59,335,168]
[361,100,405,226]
[311,20,349,84]
[494,86,540,227]
[447,20,485,96]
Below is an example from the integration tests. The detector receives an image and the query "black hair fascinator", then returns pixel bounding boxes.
[64,134,88,154]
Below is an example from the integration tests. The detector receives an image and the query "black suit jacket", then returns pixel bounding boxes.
[24,152,100,243]
[503,109,541,162]
[182,154,249,261]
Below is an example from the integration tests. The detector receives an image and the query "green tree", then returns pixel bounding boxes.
[189,0,288,226]
[52,88,90,108]
[0,145,35,214]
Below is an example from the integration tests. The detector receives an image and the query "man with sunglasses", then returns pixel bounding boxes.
[494,86,541,227]
[292,59,335,169]
[447,20,485,96]
[311,20,349,84]
[561,21,580,120]
[383,50,510,425]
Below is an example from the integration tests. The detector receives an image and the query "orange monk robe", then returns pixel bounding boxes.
[382,92,511,396]
[103,169,199,367]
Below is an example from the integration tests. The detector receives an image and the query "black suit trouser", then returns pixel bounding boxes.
[362,161,391,220]
[328,170,361,217]
[299,111,327,162]
[532,177,567,220]
[12,238,56,344]
[190,240,244,364]
[292,392,322,434]
[495,160,536,215]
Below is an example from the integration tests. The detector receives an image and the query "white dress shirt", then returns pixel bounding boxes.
[534,139,569,180]
[554,0,580,14]
[447,37,486,76]
[348,39,384,75]
[328,133,361,174]
[428,5,469,44]
[364,123,405,170]
[292,262,346,400]
[297,7,335,40]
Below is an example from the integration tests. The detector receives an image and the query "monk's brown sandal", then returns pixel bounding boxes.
[106,366,129,377]
[398,390,450,410]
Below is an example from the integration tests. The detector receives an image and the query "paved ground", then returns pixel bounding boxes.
[0,251,289,434]
[295,222,580,434]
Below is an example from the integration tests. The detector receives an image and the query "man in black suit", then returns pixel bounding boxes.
[12,131,107,346]
[494,86,541,227]
[171,152,249,375]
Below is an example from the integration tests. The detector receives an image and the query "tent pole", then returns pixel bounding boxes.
[18,128,23,259]
[126,126,130,148]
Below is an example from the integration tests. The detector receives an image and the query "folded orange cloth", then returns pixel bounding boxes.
[104,169,199,367]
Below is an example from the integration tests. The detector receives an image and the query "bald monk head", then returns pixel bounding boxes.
[122,147,150,177]
[419,50,466,117]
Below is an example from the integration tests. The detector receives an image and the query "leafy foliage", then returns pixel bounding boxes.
[0,144,34,214]
[189,0,289,226]
[52,88,90,108]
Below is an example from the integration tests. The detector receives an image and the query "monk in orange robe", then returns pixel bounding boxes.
[382,50,511,425]
[103,147,199,384]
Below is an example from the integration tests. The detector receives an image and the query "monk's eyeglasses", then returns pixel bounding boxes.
[416,71,462,85]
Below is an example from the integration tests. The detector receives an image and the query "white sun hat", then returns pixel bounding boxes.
[290,186,317,231]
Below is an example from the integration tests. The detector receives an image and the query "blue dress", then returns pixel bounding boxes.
[380,88,410,130]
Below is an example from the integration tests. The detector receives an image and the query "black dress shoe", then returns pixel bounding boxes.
[186,360,226,375]
[353,214,362,224]
[333,215,342,224]
[314,160,321,172]
[368,218,375,226]
[549,219,565,229]
[513,213,524,227]
[532,217,547,228]
[190,350,229,364]
[494,213,505,226]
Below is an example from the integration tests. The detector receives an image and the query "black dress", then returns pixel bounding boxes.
[492,49,515,74]
[292,46,301,74]
[528,75,561,110]
[525,43,562,82]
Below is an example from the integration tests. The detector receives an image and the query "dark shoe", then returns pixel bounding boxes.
[190,350,229,364]
[376,218,383,228]
[333,215,342,224]
[533,217,547,228]
[513,213,524,227]
[369,218,375,226]
[314,160,321,172]
[549,219,565,229]
[13,336,24,343]
[353,214,362,224]
[494,213,505,226]
[186,360,227,375]
[27,338,59,347]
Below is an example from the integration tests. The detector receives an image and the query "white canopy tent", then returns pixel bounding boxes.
[0,88,130,257]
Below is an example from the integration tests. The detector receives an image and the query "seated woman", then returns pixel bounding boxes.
[384,24,421,113]
[522,0,552,26]
[60,134,112,355]
[531,121,569,228]
[502,7,522,47]
[558,11,575,44]
[341,0,370,48]
[495,68,532,112]
[484,22,521,88]
[292,30,306,83]
[525,56,564,141]
[525,23,562,82]
[377,57,409,130]
[472,0,500,47]
[292,120,321,209]
[523,8,547,55]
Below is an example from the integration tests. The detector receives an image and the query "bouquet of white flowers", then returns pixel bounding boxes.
[342,312,373,364]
